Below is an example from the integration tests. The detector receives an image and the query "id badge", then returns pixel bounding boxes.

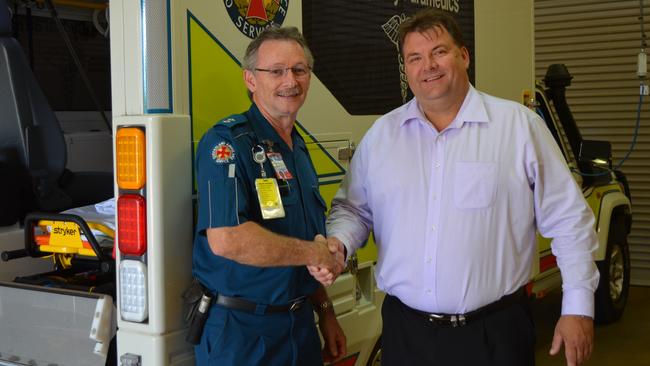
[255,178,285,219]
[266,152,294,180]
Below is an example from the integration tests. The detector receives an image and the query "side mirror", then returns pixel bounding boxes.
[578,140,612,169]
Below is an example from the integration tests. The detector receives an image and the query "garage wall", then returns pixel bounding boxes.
[535,0,650,285]
[475,0,534,104]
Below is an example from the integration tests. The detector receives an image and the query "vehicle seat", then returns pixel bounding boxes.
[0,0,113,226]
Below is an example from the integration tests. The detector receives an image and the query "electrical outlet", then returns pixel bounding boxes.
[338,147,354,161]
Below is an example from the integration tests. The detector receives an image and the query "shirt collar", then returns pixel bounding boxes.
[400,85,490,129]
[246,103,304,151]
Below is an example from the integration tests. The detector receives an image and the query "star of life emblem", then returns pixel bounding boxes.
[224,0,289,39]
[211,142,236,164]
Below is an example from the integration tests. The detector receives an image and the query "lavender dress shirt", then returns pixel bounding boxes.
[327,86,599,316]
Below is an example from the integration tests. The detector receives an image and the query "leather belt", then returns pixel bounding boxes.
[401,287,527,327]
[214,294,307,315]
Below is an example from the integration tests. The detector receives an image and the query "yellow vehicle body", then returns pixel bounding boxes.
[108,1,537,365]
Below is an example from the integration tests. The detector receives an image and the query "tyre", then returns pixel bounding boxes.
[366,336,382,366]
[594,215,630,324]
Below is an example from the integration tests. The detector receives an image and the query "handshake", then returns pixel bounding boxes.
[307,234,346,286]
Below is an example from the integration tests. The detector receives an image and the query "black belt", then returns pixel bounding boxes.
[399,287,527,327]
[214,294,307,315]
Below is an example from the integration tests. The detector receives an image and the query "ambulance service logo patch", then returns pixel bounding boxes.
[211,142,236,164]
[224,0,289,39]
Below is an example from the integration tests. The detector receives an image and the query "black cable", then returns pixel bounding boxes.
[43,0,112,133]
[572,2,646,177]
[641,0,647,49]
[11,1,17,39]
[26,5,33,70]
[571,92,643,177]
[616,92,643,169]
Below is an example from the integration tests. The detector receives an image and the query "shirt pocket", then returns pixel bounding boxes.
[453,161,498,209]
[279,179,299,207]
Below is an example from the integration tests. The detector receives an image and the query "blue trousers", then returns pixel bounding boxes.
[195,301,323,366]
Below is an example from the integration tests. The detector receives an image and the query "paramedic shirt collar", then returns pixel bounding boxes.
[247,103,306,151]
[400,85,490,131]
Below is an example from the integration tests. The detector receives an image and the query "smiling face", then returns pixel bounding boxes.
[244,39,311,125]
[403,26,470,114]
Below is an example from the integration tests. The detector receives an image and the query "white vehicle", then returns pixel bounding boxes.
[1,1,630,366]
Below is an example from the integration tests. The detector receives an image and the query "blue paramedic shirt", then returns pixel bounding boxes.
[192,104,325,305]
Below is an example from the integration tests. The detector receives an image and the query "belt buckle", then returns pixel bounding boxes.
[450,314,467,327]
[428,313,467,327]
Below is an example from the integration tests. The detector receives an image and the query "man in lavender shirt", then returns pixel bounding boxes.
[310,8,598,366]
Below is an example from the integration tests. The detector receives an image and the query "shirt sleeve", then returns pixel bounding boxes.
[526,112,600,317]
[327,131,374,258]
[195,128,250,235]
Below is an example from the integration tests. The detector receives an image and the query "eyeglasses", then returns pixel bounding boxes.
[254,66,311,78]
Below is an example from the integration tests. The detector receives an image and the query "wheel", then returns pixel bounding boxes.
[594,215,630,324]
[366,336,382,366]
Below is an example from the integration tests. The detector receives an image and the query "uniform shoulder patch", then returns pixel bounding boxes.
[211,141,236,164]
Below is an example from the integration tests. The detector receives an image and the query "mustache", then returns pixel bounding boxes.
[277,87,301,97]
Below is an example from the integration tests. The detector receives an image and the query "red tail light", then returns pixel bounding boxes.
[118,194,147,256]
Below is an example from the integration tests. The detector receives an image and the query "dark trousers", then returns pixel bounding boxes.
[381,294,536,366]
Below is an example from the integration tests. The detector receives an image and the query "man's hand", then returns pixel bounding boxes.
[318,308,347,362]
[549,315,594,366]
[327,236,345,271]
[308,236,345,286]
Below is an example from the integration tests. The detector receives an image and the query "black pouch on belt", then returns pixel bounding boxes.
[182,278,213,345]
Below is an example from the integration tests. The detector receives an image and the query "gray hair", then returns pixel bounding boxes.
[242,26,314,71]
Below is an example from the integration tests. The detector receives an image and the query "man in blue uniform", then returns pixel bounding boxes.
[192,27,347,365]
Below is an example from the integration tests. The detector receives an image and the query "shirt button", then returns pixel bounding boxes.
[426,289,432,294]
[426,257,432,263]
[431,225,436,231]
[434,162,441,168]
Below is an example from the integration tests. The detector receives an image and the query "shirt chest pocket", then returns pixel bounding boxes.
[281,185,327,214]
[452,162,498,209]
[277,179,299,207]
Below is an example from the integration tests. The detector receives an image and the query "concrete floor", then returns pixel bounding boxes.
[534,286,650,366]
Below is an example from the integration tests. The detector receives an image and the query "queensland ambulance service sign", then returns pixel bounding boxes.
[224,0,289,39]
[303,1,474,115]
